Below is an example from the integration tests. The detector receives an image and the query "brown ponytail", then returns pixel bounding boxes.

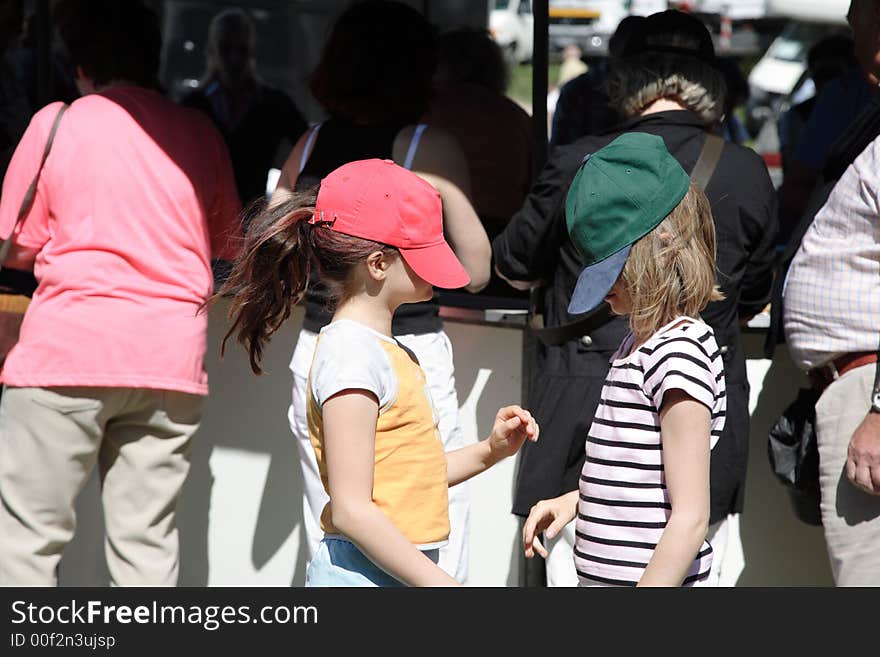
[216,187,398,374]
[218,189,318,374]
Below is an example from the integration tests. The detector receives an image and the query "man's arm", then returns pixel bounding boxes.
[492,143,584,286]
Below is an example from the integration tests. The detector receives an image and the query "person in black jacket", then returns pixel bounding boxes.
[181,8,306,207]
[494,10,778,586]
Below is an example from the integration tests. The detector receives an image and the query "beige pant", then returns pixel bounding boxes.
[0,386,202,586]
[815,364,880,585]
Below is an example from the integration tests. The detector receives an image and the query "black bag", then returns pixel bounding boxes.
[767,387,821,526]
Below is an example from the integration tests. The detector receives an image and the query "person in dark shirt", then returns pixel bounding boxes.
[777,34,864,244]
[716,56,750,145]
[424,27,533,298]
[494,10,778,587]
[182,8,306,206]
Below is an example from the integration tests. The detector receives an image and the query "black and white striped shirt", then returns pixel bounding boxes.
[575,317,726,587]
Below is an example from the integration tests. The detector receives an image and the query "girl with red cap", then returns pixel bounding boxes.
[219,159,538,586]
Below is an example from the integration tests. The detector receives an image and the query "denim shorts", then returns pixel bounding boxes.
[306,536,439,587]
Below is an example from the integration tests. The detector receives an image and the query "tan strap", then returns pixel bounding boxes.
[0,294,30,312]
[690,133,724,191]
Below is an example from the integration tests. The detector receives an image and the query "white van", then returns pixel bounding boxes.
[490,0,534,63]
[749,0,849,96]
[746,1,849,134]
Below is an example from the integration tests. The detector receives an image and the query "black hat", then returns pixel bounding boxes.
[621,10,716,62]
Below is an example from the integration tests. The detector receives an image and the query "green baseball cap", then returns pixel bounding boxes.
[565,132,690,315]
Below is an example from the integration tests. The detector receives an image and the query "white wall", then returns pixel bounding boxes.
[58,301,832,586]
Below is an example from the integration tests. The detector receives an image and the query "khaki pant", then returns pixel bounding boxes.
[0,386,202,586]
[816,365,880,585]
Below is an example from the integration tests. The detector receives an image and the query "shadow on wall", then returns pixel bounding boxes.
[443,321,524,587]
[57,318,834,586]
[59,300,307,586]
[738,334,833,586]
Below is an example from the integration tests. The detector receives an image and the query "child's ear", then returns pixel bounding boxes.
[365,250,389,281]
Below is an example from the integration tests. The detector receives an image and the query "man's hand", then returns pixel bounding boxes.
[846,411,880,495]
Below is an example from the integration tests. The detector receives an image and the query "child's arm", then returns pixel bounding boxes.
[521,489,579,559]
[323,390,459,587]
[445,405,538,486]
[271,128,311,199]
[638,389,711,587]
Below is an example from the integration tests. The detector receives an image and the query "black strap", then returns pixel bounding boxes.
[531,303,615,347]
[533,132,724,347]
[0,104,67,298]
[0,104,67,266]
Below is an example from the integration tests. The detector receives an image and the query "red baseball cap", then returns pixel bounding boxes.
[312,158,470,289]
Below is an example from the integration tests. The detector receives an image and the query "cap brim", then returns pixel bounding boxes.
[399,240,471,289]
[567,244,631,315]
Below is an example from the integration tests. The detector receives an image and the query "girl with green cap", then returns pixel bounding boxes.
[522,132,726,586]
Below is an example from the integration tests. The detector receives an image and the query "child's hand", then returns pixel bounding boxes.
[522,491,578,559]
[488,405,539,461]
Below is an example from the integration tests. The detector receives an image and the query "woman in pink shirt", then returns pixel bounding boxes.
[0,0,240,585]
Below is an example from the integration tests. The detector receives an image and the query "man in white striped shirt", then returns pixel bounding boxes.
[782,0,880,586]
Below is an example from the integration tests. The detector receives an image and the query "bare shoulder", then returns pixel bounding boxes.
[392,124,462,161]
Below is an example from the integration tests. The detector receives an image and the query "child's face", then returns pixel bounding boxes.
[388,256,434,305]
[605,275,632,316]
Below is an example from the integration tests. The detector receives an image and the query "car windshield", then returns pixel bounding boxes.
[766,22,838,63]
[494,0,511,9]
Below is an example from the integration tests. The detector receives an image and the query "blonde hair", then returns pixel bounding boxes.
[606,53,726,126]
[621,183,723,343]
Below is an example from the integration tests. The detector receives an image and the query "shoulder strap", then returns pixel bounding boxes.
[531,303,615,347]
[1,104,67,267]
[690,133,724,191]
[16,104,67,225]
[298,122,323,175]
[403,123,427,170]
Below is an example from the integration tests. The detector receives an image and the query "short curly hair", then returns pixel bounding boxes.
[310,1,437,125]
[55,0,161,89]
[436,27,508,94]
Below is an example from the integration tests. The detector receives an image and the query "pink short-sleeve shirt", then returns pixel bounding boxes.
[0,87,241,394]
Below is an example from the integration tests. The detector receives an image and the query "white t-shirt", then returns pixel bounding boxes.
[309,319,399,412]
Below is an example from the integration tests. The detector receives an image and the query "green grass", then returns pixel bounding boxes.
[506,62,561,109]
